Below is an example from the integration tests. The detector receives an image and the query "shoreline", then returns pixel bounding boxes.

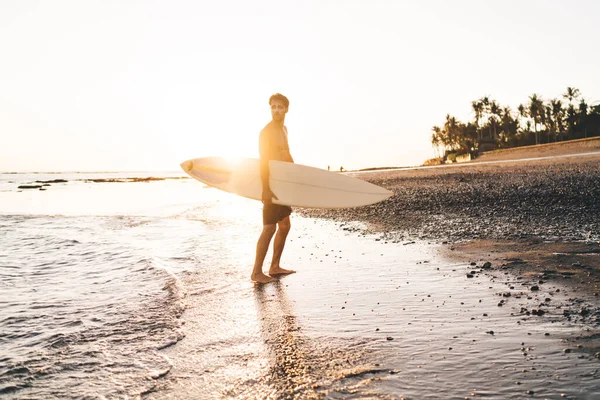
[300,149,600,301]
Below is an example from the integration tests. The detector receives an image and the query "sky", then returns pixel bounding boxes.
[1,0,599,172]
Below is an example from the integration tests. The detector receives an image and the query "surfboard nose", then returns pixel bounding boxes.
[180,160,194,173]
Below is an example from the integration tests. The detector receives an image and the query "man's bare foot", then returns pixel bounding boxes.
[268,267,296,276]
[251,272,276,284]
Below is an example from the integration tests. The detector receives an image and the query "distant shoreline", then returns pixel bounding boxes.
[353,136,600,172]
[0,170,184,175]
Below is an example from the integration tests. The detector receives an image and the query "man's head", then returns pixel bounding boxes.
[269,93,289,122]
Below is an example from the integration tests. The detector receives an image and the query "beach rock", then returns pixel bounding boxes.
[530,285,540,291]
[18,185,43,189]
[299,158,600,244]
[35,179,68,184]
[580,307,590,316]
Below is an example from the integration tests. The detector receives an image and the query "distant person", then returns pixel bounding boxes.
[251,93,296,283]
[328,165,330,171]
[340,166,344,172]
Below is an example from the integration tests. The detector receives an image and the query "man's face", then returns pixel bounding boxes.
[270,99,287,121]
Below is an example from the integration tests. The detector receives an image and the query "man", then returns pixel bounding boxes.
[251,93,296,283]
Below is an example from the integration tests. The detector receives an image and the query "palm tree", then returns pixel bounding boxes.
[517,104,527,134]
[539,105,547,143]
[566,104,577,137]
[431,126,443,157]
[563,87,580,105]
[563,87,580,137]
[528,94,544,144]
[471,100,483,140]
[489,101,502,141]
[480,96,491,139]
[499,106,517,145]
[444,114,459,150]
[579,98,588,116]
[550,99,564,141]
[544,105,554,143]
[579,99,589,137]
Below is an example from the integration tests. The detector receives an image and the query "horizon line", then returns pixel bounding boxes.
[0,170,184,174]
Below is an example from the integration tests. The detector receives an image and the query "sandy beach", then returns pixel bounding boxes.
[3,143,600,399]
[143,140,600,398]
[301,139,600,318]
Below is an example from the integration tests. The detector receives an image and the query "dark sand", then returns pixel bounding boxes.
[301,141,600,303]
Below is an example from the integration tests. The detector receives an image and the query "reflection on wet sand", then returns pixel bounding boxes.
[254,282,316,398]
[225,281,397,399]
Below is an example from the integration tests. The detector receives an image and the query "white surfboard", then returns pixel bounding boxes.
[180,157,392,209]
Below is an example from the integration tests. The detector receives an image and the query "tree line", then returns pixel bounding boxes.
[430,87,600,160]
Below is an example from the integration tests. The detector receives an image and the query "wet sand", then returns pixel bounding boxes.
[147,217,600,399]
[301,149,600,299]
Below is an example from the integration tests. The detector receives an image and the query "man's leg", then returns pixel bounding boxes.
[252,224,277,283]
[269,216,295,276]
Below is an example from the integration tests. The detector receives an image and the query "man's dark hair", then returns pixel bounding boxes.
[269,93,289,109]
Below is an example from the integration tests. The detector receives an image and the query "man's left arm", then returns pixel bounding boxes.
[283,126,294,163]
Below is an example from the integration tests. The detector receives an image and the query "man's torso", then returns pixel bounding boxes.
[259,121,290,162]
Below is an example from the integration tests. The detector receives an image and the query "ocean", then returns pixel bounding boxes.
[1,172,599,399]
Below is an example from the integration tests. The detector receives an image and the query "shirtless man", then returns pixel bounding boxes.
[251,93,296,283]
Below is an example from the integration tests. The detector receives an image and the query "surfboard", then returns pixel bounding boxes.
[180,157,392,209]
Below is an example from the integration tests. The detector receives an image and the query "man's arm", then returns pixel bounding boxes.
[284,150,294,163]
[283,126,294,163]
[259,130,278,204]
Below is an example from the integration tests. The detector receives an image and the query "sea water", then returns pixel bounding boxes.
[1,172,599,399]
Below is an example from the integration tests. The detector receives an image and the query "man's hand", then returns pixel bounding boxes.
[262,188,278,204]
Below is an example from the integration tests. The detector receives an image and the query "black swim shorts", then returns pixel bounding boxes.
[263,204,292,225]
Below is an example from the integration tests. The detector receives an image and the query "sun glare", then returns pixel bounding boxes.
[222,155,245,169]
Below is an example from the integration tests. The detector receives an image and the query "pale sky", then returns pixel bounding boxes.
[1,0,599,172]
